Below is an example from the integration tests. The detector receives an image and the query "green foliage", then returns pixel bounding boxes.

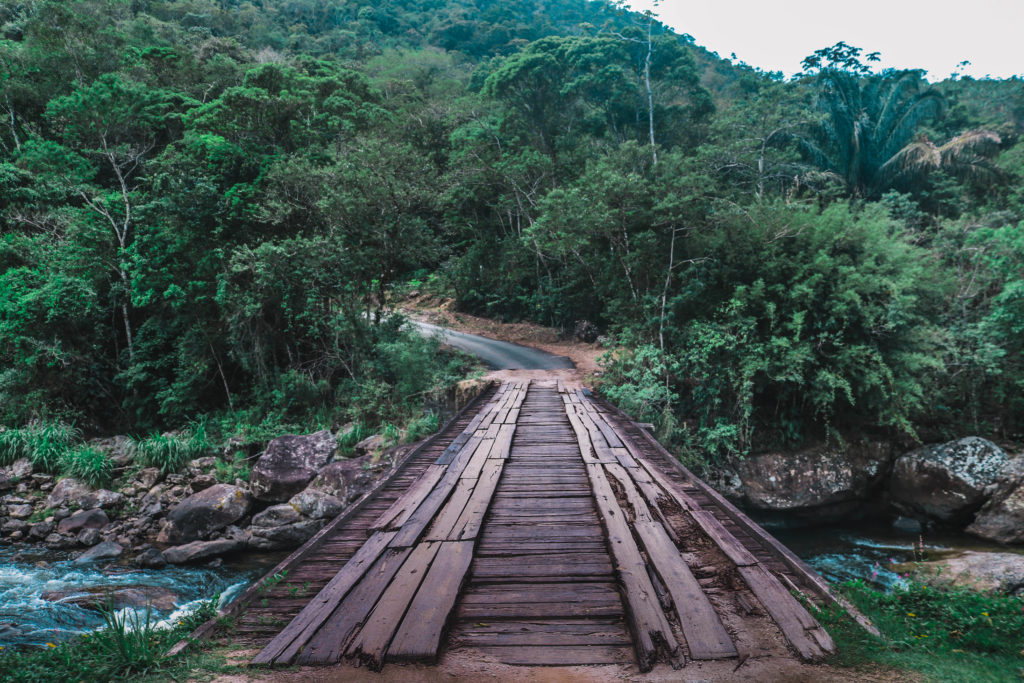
[213,452,251,484]
[60,445,112,489]
[0,599,221,683]
[817,580,1024,682]
[0,421,81,473]
[133,421,209,475]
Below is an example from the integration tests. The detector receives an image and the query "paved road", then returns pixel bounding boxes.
[408,320,574,370]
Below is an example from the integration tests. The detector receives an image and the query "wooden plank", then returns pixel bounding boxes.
[689,509,758,567]
[460,438,495,480]
[388,540,475,661]
[346,541,442,670]
[423,478,475,542]
[737,564,834,661]
[475,645,633,666]
[451,459,504,541]
[611,446,638,468]
[586,463,680,672]
[252,530,397,664]
[604,463,653,523]
[633,521,737,660]
[371,464,446,531]
[296,546,413,664]
[488,424,516,459]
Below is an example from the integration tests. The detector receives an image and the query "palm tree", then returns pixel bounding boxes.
[802,68,1000,199]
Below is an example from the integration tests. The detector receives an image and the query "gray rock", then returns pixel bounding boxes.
[250,430,337,502]
[734,441,894,520]
[189,473,218,493]
[307,456,381,505]
[890,437,1010,523]
[163,538,244,564]
[42,585,178,611]
[74,541,123,564]
[10,459,32,478]
[135,548,167,568]
[47,479,124,510]
[249,504,324,550]
[156,484,251,544]
[57,508,110,535]
[2,519,29,536]
[44,532,77,549]
[289,489,345,520]
[908,551,1024,594]
[137,468,163,489]
[0,472,12,492]
[354,434,387,457]
[29,521,54,539]
[88,435,134,466]
[7,504,33,519]
[967,458,1024,544]
[77,527,102,546]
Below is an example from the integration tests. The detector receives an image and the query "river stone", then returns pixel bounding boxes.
[966,459,1024,544]
[10,459,32,478]
[307,456,380,505]
[890,437,1010,523]
[137,468,163,489]
[135,547,167,568]
[250,430,337,503]
[44,532,77,549]
[29,521,54,539]
[57,508,110,534]
[47,479,124,510]
[906,551,1024,595]
[189,473,218,493]
[2,519,29,536]
[289,489,345,520]
[249,504,324,550]
[88,435,134,467]
[0,472,13,492]
[77,527,102,546]
[354,434,387,457]
[163,538,245,564]
[7,504,33,519]
[734,441,894,519]
[42,585,178,611]
[74,541,123,564]
[157,483,251,544]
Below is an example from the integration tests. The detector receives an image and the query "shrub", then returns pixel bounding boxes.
[0,421,81,472]
[134,420,209,475]
[61,446,113,489]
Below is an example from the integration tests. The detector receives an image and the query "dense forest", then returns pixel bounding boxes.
[1,0,1022,465]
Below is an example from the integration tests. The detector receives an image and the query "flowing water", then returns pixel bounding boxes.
[0,545,282,648]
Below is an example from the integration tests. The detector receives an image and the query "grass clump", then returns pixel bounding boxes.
[60,445,113,489]
[213,451,251,483]
[816,578,1024,682]
[133,420,209,475]
[0,421,81,473]
[0,599,230,683]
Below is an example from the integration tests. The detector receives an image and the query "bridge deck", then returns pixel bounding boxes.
[182,380,871,673]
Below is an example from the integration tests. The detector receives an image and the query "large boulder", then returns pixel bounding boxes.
[734,441,894,520]
[307,456,381,506]
[163,538,245,564]
[57,508,110,535]
[157,484,251,544]
[74,541,123,564]
[966,456,1024,544]
[88,435,134,467]
[250,430,336,503]
[42,585,178,611]
[249,504,324,550]
[906,551,1024,595]
[890,437,1010,524]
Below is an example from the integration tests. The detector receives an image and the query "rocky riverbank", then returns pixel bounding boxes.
[708,435,1024,547]
[0,431,400,569]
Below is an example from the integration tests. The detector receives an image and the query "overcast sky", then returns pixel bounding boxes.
[624,0,1023,81]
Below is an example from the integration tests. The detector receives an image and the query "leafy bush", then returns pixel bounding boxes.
[133,420,209,475]
[213,452,251,483]
[60,446,113,489]
[404,412,439,442]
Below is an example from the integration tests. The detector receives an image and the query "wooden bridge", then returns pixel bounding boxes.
[178,380,875,673]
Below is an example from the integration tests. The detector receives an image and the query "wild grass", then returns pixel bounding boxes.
[0,421,81,473]
[816,578,1024,682]
[133,419,209,475]
[59,445,113,489]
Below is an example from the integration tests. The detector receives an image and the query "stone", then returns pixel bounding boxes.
[2,519,29,536]
[7,504,33,519]
[42,585,178,611]
[57,508,110,535]
[307,456,381,506]
[10,459,32,478]
[354,434,387,457]
[74,541,123,564]
[44,532,77,549]
[289,489,345,520]
[156,484,251,544]
[163,538,245,564]
[890,437,1010,523]
[77,527,102,546]
[47,478,124,510]
[137,468,163,489]
[967,480,1024,545]
[0,471,11,492]
[250,430,337,503]
[29,521,54,539]
[249,504,324,550]
[907,551,1024,595]
[135,548,166,568]
[88,435,134,466]
[189,473,218,493]
[733,441,894,520]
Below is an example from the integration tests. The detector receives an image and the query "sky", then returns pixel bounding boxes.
[624,0,1023,81]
